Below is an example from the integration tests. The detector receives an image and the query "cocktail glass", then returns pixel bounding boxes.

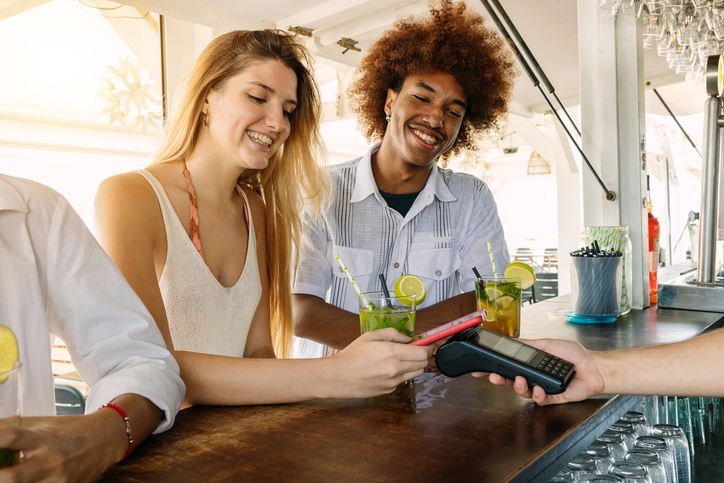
[475,279,521,338]
[0,361,21,468]
[359,292,416,337]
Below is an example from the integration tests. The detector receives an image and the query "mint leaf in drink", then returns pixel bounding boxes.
[393,317,409,331]
[373,315,386,331]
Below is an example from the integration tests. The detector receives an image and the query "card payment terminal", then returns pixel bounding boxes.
[435,327,575,395]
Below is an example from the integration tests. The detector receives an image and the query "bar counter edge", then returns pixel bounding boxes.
[513,294,724,481]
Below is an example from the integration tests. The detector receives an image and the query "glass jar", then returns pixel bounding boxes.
[580,226,633,315]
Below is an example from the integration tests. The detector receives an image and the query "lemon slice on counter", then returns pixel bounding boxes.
[394,274,426,306]
[504,262,536,290]
[0,325,19,384]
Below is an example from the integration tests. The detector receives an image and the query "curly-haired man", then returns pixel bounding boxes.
[293,0,518,357]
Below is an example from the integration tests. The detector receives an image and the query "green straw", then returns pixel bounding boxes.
[486,240,497,277]
[336,254,371,307]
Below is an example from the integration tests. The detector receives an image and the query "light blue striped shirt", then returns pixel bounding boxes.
[293,143,510,358]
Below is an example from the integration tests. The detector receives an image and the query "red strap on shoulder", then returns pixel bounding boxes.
[181,161,251,261]
[182,160,204,260]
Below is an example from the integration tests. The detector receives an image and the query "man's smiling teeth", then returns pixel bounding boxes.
[411,128,439,145]
[247,131,273,147]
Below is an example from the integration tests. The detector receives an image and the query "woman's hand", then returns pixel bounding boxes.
[328,328,433,399]
[472,338,607,406]
[0,411,125,483]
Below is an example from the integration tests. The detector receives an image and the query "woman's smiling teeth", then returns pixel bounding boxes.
[411,128,439,146]
[247,131,273,147]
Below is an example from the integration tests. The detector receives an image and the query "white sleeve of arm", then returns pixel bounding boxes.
[44,197,185,433]
[459,180,510,291]
[293,211,333,299]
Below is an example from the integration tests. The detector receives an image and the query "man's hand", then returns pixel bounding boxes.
[0,393,162,483]
[472,338,607,406]
[0,411,125,483]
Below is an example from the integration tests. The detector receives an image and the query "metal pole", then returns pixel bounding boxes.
[552,92,581,137]
[536,85,616,201]
[478,0,539,87]
[665,156,673,266]
[160,15,168,125]
[719,120,724,242]
[479,0,614,201]
[652,88,702,158]
[698,95,721,283]
[487,0,581,137]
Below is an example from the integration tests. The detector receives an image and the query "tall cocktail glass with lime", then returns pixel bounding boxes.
[359,292,416,337]
[474,262,535,338]
[475,279,521,338]
[0,325,20,468]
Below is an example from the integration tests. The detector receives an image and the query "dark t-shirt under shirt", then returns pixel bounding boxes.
[378,188,421,218]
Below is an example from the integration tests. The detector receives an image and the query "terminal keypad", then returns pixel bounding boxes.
[536,354,573,379]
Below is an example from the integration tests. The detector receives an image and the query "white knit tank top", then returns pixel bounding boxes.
[136,169,261,357]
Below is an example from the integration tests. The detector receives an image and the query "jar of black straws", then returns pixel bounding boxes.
[580,226,632,315]
[570,241,623,317]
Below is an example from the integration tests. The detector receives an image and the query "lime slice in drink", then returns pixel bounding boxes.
[496,295,515,309]
[394,274,426,306]
[485,287,503,301]
[504,262,536,290]
[0,325,18,384]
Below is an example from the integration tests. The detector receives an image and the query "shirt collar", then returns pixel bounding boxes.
[350,142,382,203]
[0,177,28,213]
[426,160,457,203]
[350,142,457,204]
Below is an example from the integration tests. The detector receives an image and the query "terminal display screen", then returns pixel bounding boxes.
[470,329,537,364]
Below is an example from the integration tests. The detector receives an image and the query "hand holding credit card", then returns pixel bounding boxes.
[409,309,487,346]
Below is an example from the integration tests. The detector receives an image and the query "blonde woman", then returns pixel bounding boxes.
[95,30,431,406]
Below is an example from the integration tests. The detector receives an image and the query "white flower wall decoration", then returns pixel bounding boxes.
[98,57,162,132]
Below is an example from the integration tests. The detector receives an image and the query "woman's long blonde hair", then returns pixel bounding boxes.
[153,30,328,358]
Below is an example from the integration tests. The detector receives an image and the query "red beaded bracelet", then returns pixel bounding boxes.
[99,403,134,460]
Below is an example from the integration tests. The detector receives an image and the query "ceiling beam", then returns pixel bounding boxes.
[316,0,425,46]
[0,0,52,22]
[305,36,363,67]
[508,114,556,164]
[83,2,162,87]
[116,0,270,31]
[509,102,535,119]
[277,0,410,31]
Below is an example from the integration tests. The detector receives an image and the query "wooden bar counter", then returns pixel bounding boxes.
[100,296,724,482]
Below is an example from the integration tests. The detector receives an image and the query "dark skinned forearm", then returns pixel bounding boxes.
[293,292,477,350]
[292,294,361,349]
[414,291,478,334]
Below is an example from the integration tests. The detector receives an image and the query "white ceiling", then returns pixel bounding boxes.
[118,0,709,119]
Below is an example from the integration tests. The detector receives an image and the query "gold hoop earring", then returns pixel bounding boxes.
[203,111,210,126]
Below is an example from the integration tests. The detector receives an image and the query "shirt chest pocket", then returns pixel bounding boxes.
[408,247,461,285]
[330,246,375,309]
